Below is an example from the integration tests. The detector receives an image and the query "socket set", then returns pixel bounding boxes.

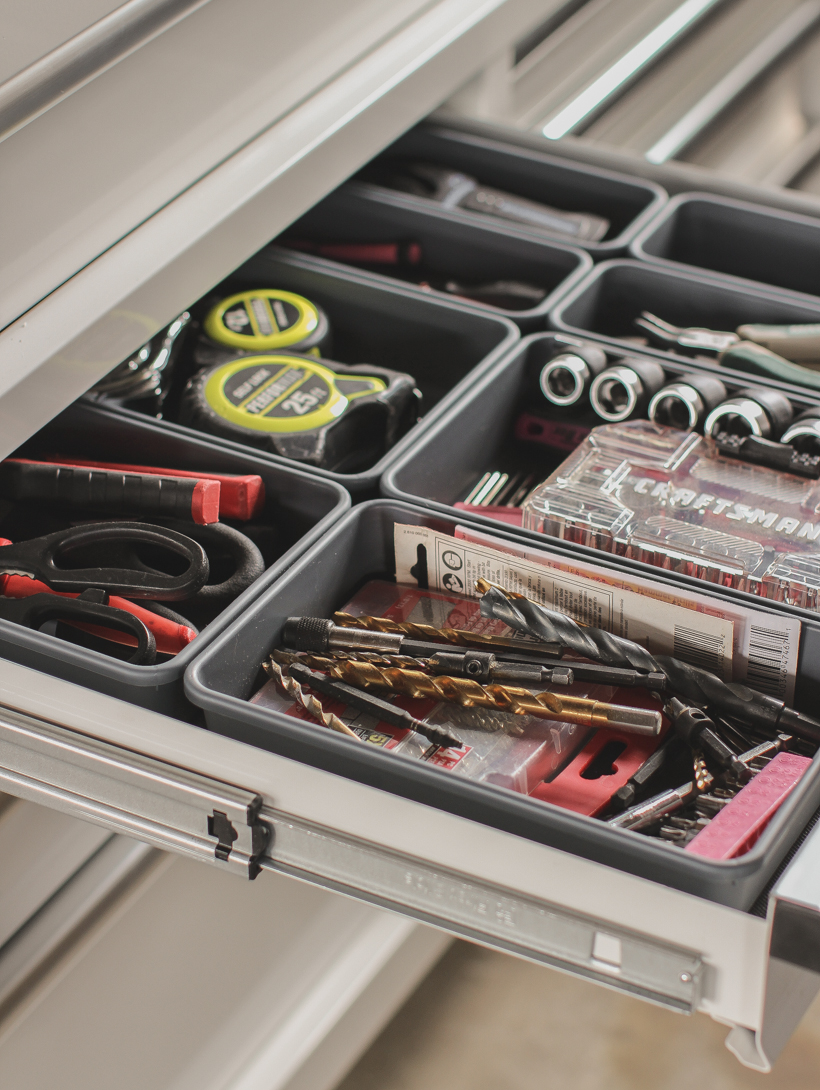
[382,334,820,606]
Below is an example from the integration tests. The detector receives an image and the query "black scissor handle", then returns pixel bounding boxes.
[0,522,209,600]
[0,589,157,665]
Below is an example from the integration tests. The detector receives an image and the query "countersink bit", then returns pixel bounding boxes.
[265,660,361,741]
[287,662,461,749]
[318,660,661,735]
[665,698,747,778]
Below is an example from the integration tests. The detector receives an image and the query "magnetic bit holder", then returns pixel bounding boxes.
[428,649,574,686]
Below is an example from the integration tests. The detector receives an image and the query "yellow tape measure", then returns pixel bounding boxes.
[203,290,329,354]
[201,355,386,434]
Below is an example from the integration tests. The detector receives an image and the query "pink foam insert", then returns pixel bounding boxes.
[685,752,812,860]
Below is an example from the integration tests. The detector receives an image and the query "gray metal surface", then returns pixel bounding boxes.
[0,0,213,143]
[0,704,268,877]
[0,837,162,1017]
[262,810,702,1012]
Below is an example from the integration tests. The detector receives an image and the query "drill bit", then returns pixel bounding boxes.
[310,659,661,735]
[331,612,561,655]
[606,781,704,830]
[271,651,524,733]
[477,581,820,745]
[265,660,361,741]
[287,662,462,749]
[275,644,574,685]
[291,615,664,689]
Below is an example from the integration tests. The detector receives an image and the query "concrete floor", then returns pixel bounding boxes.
[337,940,820,1089]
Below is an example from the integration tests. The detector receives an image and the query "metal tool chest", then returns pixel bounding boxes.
[5,1,820,1083]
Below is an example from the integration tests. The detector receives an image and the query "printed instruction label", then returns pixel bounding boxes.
[394,522,801,700]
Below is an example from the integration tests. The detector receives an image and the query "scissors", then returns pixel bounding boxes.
[0,586,157,664]
[0,522,210,600]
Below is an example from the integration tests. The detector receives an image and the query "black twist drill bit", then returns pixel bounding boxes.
[478,583,820,745]
[477,582,659,673]
[287,662,462,750]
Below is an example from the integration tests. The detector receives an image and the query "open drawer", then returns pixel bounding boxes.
[8,14,820,1077]
[0,637,817,1073]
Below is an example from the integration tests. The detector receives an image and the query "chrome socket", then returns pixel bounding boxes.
[647,373,727,431]
[781,409,820,454]
[589,358,665,422]
[539,344,607,407]
[704,387,793,440]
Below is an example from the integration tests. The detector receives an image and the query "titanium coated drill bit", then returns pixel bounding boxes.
[310,660,661,735]
[265,660,361,741]
[326,612,562,655]
[287,662,462,749]
[271,649,528,733]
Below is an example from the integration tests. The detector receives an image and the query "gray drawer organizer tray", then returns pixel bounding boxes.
[0,399,349,719]
[550,259,820,394]
[631,192,820,302]
[184,499,820,910]
[359,125,666,258]
[382,332,820,545]
[200,246,519,496]
[283,180,592,331]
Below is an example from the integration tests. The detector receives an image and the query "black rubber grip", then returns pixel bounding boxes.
[0,461,211,523]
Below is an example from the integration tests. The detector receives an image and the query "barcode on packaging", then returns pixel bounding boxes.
[746,625,791,699]
[673,626,727,674]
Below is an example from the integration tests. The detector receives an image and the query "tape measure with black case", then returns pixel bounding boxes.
[180,352,420,471]
[194,288,332,367]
